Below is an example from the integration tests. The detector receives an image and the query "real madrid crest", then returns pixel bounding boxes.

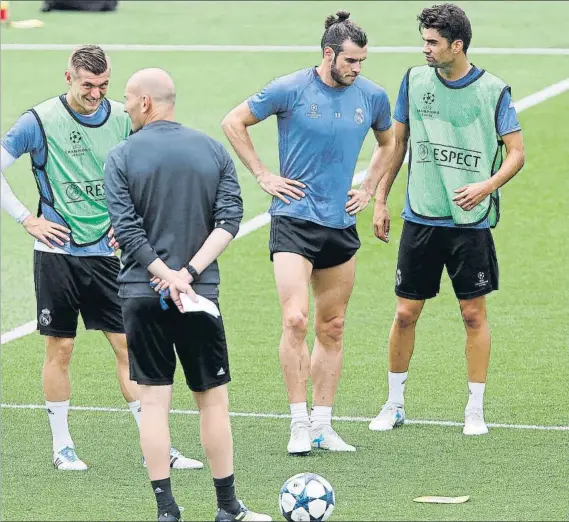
[39,308,52,326]
[354,107,364,125]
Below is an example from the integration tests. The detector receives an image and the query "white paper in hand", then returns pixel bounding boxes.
[180,293,220,318]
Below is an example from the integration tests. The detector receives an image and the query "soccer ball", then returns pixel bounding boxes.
[279,472,335,521]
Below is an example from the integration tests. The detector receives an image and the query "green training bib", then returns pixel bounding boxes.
[31,96,131,245]
[407,66,509,227]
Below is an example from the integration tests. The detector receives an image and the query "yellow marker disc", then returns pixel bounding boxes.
[9,19,44,29]
[413,496,470,504]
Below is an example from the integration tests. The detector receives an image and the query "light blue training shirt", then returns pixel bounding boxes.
[248,67,392,229]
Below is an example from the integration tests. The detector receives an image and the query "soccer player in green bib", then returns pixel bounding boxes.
[368,4,525,435]
[1,45,202,471]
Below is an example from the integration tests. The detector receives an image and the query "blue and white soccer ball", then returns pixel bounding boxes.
[279,472,336,521]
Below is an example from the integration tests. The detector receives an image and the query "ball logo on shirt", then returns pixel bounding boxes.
[354,107,364,125]
[69,130,82,144]
[418,143,429,161]
[66,183,82,201]
[305,103,321,119]
[422,92,436,105]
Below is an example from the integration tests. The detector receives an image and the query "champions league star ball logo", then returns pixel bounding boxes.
[418,143,429,161]
[66,183,82,201]
[354,107,364,124]
[306,103,321,119]
[422,92,436,105]
[69,130,82,144]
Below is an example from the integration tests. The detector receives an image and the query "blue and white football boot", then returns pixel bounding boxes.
[368,402,406,431]
[53,446,88,471]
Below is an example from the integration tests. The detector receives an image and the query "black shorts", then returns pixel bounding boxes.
[395,221,499,301]
[121,297,231,392]
[269,215,360,269]
[34,251,124,337]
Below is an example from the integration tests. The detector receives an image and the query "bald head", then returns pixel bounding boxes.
[126,68,176,106]
[124,68,177,131]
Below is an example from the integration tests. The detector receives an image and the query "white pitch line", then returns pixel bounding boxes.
[0,320,37,345]
[1,44,569,55]
[1,402,567,432]
[2,77,569,344]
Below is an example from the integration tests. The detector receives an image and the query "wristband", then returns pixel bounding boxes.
[186,264,199,281]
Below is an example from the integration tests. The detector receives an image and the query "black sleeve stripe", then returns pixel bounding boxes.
[495,85,511,138]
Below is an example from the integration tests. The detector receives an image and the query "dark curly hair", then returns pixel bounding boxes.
[417,4,472,53]
[320,10,367,55]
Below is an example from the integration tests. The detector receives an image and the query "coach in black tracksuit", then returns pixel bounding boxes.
[104,68,270,522]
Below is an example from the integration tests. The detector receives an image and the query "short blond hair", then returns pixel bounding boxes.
[68,45,109,75]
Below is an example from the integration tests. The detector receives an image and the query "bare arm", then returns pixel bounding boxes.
[221,102,267,178]
[487,131,525,191]
[372,121,409,242]
[346,127,396,215]
[360,128,396,196]
[375,121,409,204]
[221,102,305,204]
[453,130,525,211]
[187,228,234,274]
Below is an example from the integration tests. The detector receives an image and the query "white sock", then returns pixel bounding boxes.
[46,400,73,453]
[128,400,141,429]
[290,402,310,426]
[466,382,486,411]
[387,371,408,406]
[310,406,332,429]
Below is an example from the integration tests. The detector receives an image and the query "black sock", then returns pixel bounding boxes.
[214,474,240,514]
[151,477,179,516]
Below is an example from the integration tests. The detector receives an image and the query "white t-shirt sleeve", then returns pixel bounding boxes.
[1,146,31,223]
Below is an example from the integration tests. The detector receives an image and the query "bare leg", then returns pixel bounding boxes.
[369,298,424,432]
[311,257,356,408]
[43,336,74,402]
[460,296,491,435]
[104,331,138,403]
[388,298,425,373]
[460,296,491,383]
[193,384,233,479]
[139,384,172,481]
[273,253,313,404]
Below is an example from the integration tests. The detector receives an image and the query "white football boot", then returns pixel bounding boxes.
[143,447,204,469]
[463,408,488,436]
[53,446,88,471]
[168,447,204,469]
[215,500,272,521]
[287,422,312,456]
[368,402,405,431]
[311,425,356,452]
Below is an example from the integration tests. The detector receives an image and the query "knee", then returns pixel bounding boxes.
[283,310,309,338]
[45,337,74,367]
[109,334,129,361]
[316,316,345,345]
[394,305,421,329]
[194,385,229,412]
[461,306,486,330]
